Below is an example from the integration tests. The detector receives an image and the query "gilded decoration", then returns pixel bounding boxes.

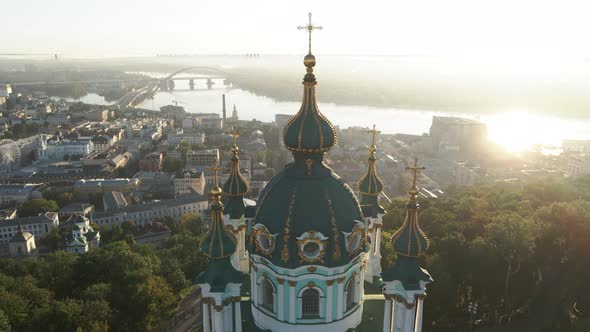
[253,224,275,257]
[296,231,328,264]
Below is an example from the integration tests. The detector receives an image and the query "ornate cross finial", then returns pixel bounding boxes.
[367,124,380,147]
[298,12,323,54]
[207,159,222,188]
[406,157,426,193]
[230,126,239,147]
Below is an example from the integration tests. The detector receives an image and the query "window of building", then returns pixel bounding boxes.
[262,279,274,312]
[301,288,320,318]
[346,278,356,309]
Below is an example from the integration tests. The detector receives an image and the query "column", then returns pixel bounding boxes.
[414,297,424,332]
[403,302,416,332]
[394,300,404,331]
[202,303,210,332]
[251,267,256,305]
[213,308,223,332]
[336,277,345,320]
[289,280,296,323]
[277,278,285,321]
[382,298,392,332]
[325,280,334,322]
[234,300,242,332]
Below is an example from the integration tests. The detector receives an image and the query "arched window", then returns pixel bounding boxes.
[262,279,274,312]
[302,288,320,318]
[346,278,356,309]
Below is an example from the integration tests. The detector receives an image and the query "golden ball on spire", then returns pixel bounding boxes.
[304,54,316,68]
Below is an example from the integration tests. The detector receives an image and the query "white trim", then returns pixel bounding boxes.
[325,282,333,323]
[297,286,325,319]
[252,302,363,332]
[202,303,210,332]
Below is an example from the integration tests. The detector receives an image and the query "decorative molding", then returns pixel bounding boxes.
[337,277,345,284]
[308,281,316,288]
[307,266,317,273]
[326,279,335,286]
[288,280,297,287]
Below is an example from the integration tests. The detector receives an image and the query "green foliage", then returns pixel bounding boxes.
[391,176,590,330]
[162,156,184,173]
[0,232,209,332]
[17,199,59,217]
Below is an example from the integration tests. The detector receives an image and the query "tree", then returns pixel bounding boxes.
[17,199,59,217]
[179,213,201,236]
[0,309,11,332]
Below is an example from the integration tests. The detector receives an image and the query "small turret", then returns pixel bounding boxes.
[222,127,249,219]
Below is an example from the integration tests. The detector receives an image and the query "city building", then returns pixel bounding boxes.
[0,212,60,244]
[59,203,95,219]
[453,161,483,186]
[0,84,12,98]
[563,139,590,154]
[186,149,220,170]
[563,154,590,178]
[9,225,37,258]
[62,216,101,254]
[429,116,488,154]
[45,139,94,162]
[91,194,208,228]
[91,135,112,153]
[73,178,140,195]
[0,184,43,207]
[139,152,163,172]
[174,169,205,196]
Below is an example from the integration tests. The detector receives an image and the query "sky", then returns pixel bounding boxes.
[3,0,590,59]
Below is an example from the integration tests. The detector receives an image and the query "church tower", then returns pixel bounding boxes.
[248,13,369,331]
[381,158,433,332]
[222,127,250,273]
[196,163,243,332]
[357,125,386,284]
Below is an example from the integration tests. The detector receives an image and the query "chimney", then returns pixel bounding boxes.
[222,94,227,123]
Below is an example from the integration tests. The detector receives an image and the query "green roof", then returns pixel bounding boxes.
[381,255,433,290]
[195,258,242,292]
[201,202,237,259]
[283,55,336,154]
[223,146,249,219]
[251,154,363,268]
[391,202,429,257]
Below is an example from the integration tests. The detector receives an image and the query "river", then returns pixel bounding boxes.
[62,71,590,154]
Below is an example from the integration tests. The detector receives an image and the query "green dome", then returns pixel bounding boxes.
[392,200,430,258]
[223,144,249,219]
[222,148,249,197]
[201,201,237,259]
[283,57,337,153]
[251,154,363,268]
[358,148,384,196]
[358,144,385,217]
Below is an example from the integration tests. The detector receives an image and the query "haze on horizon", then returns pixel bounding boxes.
[5,0,590,62]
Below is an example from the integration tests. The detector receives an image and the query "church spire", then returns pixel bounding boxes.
[223,127,249,219]
[201,160,236,259]
[383,157,431,289]
[358,125,385,216]
[283,13,336,154]
[392,158,429,257]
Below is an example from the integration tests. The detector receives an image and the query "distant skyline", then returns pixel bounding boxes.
[4,0,590,60]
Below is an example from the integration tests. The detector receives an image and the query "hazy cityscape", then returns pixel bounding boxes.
[0,2,589,332]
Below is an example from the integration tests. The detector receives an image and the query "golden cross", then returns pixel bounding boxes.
[406,157,426,190]
[297,12,323,54]
[230,126,239,146]
[207,159,222,187]
[367,124,380,146]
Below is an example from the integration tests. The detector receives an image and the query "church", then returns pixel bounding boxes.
[195,13,433,332]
